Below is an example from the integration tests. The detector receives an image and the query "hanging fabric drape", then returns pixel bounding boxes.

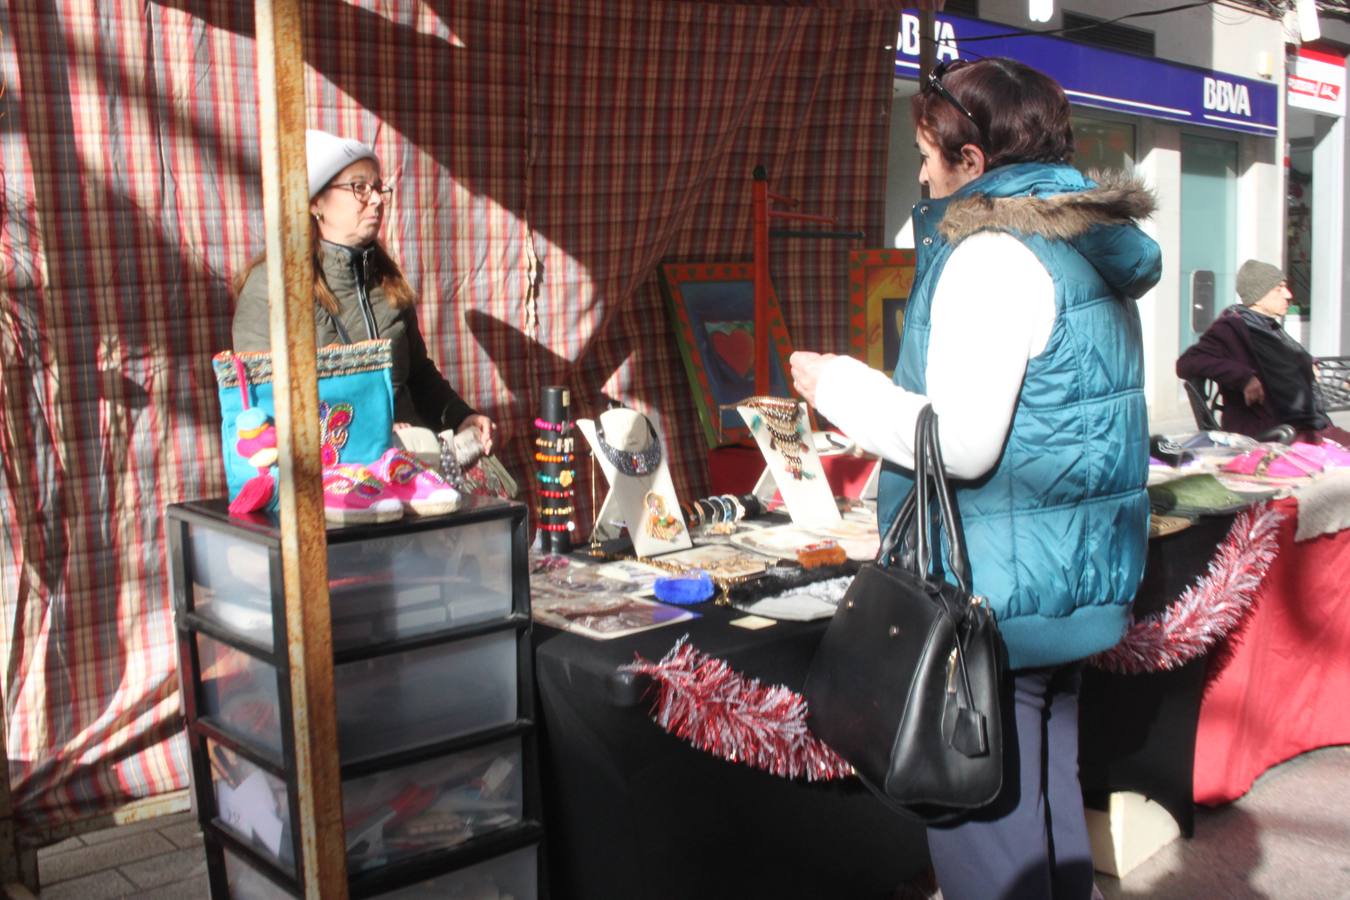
[0,0,895,828]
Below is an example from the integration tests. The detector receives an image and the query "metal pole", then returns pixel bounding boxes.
[254,1,347,897]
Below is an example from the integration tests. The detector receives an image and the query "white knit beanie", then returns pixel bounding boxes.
[306,129,378,199]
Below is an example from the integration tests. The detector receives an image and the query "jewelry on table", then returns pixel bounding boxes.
[540,488,574,499]
[540,506,574,517]
[538,470,574,487]
[643,490,684,542]
[534,417,572,433]
[746,396,810,480]
[534,452,574,464]
[595,415,663,477]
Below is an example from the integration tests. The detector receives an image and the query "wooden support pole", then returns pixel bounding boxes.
[752,166,771,399]
[254,2,347,898]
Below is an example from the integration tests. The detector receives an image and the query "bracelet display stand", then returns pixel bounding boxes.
[535,386,574,554]
[578,408,692,557]
[737,397,841,528]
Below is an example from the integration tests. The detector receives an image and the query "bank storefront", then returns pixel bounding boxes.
[884,11,1281,426]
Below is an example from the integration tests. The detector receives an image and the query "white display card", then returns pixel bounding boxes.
[737,400,841,528]
[579,409,692,557]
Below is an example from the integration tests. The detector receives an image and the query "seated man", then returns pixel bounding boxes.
[1177,259,1342,442]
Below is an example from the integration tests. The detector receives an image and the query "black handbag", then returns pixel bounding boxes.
[803,405,1005,821]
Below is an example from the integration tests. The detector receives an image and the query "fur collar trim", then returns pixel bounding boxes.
[939,170,1157,244]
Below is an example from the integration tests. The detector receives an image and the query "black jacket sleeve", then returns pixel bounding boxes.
[1176,318,1258,393]
[402,307,476,431]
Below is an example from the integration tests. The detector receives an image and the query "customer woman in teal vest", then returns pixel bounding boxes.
[792,58,1160,899]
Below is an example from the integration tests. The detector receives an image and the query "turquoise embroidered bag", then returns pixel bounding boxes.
[212,340,395,513]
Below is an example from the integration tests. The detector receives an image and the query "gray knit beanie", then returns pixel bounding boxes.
[1236,259,1284,306]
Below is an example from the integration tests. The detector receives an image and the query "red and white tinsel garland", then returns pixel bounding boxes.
[621,636,854,781]
[1089,503,1284,675]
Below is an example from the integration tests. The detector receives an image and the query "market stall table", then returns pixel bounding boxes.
[531,597,929,900]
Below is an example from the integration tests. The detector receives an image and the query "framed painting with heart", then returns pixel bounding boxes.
[660,261,798,447]
[846,248,916,378]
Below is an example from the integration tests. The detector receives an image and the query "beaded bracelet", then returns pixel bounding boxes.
[534,452,574,464]
[537,471,575,486]
[540,506,574,517]
[538,521,576,532]
[535,437,576,452]
[534,418,572,433]
[539,488,575,499]
[681,501,700,527]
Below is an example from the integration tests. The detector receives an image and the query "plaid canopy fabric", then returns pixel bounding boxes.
[0,1,895,829]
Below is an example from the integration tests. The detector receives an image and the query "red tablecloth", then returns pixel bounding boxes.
[1193,496,1350,804]
[707,442,878,500]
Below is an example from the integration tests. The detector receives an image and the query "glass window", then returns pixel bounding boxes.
[1072,116,1136,173]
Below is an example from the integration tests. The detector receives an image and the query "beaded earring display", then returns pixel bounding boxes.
[745,396,811,480]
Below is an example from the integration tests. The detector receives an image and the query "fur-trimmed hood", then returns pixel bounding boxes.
[934,164,1161,301]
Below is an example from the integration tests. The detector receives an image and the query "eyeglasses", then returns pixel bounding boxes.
[327,180,393,203]
[925,60,983,144]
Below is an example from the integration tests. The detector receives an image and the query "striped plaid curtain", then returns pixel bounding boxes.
[0,0,895,828]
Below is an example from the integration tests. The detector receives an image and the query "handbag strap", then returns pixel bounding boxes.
[231,355,252,410]
[876,406,971,595]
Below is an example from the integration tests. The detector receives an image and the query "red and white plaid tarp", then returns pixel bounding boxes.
[0,0,894,829]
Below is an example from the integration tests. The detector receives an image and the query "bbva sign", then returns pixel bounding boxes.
[1203,77,1252,117]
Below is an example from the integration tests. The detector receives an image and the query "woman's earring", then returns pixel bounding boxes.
[313,211,324,223]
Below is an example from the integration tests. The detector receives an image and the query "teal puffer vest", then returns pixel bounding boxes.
[878,163,1161,670]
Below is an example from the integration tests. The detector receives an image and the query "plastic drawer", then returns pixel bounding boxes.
[209,735,524,882]
[185,524,275,650]
[207,739,296,875]
[334,630,517,763]
[345,736,525,873]
[374,844,537,899]
[221,845,294,899]
[328,518,515,651]
[197,633,283,756]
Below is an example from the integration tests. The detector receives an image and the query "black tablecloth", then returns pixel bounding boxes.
[1078,512,1237,837]
[533,604,929,900]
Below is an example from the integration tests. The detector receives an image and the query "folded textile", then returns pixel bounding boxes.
[1148,473,1264,515]
[1294,468,1350,542]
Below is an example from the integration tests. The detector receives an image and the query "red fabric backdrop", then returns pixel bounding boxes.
[0,1,897,828]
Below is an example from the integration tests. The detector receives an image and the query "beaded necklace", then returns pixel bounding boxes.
[595,415,662,477]
[747,396,809,480]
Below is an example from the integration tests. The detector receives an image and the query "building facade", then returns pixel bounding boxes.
[882,0,1321,432]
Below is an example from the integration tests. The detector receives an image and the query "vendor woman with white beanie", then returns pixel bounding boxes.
[232,129,494,452]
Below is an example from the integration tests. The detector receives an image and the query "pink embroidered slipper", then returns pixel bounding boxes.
[323,464,405,525]
[366,448,463,515]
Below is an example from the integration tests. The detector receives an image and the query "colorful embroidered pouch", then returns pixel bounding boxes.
[212,340,395,509]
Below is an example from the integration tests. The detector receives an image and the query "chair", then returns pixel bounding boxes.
[1183,377,1222,432]
[1182,377,1294,444]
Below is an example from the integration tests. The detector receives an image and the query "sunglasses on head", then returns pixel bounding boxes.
[925,59,984,145]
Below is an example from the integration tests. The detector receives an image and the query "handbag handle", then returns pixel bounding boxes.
[876,406,971,595]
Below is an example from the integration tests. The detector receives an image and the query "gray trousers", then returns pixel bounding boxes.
[926,664,1094,900]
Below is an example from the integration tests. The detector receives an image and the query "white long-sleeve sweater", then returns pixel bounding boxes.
[815,231,1056,479]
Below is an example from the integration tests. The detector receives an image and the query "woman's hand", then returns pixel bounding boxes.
[790,351,836,408]
[459,414,497,455]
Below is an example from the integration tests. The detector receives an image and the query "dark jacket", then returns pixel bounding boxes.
[1176,305,1320,438]
[879,164,1159,670]
[232,242,475,430]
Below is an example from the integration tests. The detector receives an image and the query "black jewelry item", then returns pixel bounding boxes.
[595,415,662,476]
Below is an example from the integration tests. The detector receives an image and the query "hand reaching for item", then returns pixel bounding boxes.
[459,413,496,455]
[790,351,837,408]
[1243,376,1265,408]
